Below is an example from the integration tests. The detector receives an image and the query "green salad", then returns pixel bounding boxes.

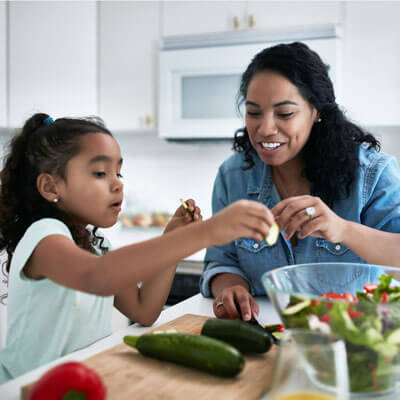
[281,274,400,393]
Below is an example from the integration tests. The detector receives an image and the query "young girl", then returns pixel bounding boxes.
[0,113,274,383]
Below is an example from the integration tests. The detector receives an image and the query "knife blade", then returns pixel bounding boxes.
[234,300,280,345]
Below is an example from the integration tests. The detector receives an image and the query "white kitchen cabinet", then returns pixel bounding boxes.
[246,1,342,31]
[342,2,400,126]
[162,1,342,37]
[8,1,97,127]
[99,1,159,131]
[161,1,247,36]
[0,1,7,127]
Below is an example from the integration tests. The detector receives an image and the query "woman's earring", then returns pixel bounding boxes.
[317,118,322,123]
[53,198,58,203]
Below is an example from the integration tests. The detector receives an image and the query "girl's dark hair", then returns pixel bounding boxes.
[233,42,380,207]
[0,113,111,273]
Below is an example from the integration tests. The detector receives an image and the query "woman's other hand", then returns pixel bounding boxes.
[272,195,348,243]
[213,284,259,321]
[164,198,202,234]
[208,199,275,246]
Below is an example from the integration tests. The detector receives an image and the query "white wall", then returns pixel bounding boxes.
[114,133,233,219]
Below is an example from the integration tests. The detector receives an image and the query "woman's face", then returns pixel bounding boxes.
[245,70,319,168]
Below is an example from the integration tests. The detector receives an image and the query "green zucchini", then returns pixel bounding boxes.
[123,333,244,377]
[201,319,272,354]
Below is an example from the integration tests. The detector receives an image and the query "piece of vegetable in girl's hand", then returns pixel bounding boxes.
[179,198,194,218]
[264,222,279,246]
[28,361,106,400]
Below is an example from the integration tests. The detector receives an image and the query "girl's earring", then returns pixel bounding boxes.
[317,118,322,123]
[53,198,58,203]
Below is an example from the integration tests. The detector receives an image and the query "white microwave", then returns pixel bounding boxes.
[158,26,341,140]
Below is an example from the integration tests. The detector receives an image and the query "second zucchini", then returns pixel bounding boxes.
[201,318,272,354]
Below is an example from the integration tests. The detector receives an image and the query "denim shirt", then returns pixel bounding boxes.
[200,145,400,297]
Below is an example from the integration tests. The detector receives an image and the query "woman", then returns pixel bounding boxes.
[200,42,400,322]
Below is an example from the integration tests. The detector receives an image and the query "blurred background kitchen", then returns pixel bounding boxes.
[0,0,399,332]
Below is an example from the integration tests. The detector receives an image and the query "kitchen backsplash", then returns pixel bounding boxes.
[0,125,398,219]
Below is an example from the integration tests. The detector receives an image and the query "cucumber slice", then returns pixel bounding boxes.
[264,222,279,246]
[282,298,311,315]
[179,198,194,218]
[387,328,400,344]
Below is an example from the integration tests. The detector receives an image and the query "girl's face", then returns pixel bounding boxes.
[245,70,319,169]
[56,133,123,228]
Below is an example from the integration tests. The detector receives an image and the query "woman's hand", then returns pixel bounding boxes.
[207,199,275,246]
[164,199,202,234]
[271,195,348,243]
[213,284,259,321]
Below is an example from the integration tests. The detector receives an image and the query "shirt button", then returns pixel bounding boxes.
[253,243,259,249]
[335,244,341,251]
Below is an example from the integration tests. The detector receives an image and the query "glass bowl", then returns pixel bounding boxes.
[261,262,400,397]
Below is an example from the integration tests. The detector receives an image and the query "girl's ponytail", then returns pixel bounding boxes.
[0,113,52,271]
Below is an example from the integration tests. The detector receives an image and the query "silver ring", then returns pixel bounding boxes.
[305,206,316,220]
[215,301,224,308]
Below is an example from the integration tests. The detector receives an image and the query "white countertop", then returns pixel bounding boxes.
[0,294,280,400]
[102,223,206,262]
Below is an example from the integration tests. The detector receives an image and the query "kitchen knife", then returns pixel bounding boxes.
[234,299,280,345]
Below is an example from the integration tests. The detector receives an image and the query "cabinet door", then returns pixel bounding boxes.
[343,2,400,125]
[0,1,6,127]
[8,1,97,127]
[162,1,246,36]
[99,1,159,131]
[247,1,342,31]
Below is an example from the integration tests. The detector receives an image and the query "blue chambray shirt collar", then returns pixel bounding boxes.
[246,155,279,210]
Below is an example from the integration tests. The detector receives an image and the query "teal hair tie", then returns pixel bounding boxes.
[43,116,54,125]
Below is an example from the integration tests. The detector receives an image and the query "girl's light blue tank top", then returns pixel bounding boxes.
[0,218,114,384]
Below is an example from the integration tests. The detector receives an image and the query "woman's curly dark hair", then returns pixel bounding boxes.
[233,42,380,207]
[0,113,111,273]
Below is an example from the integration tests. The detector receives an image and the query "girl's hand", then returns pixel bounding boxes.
[271,195,348,243]
[164,198,202,234]
[213,285,259,321]
[208,200,275,246]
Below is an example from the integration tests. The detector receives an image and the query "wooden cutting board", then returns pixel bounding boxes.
[21,314,278,400]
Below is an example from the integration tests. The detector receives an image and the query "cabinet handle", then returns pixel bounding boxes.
[145,115,153,127]
[248,14,255,29]
[233,16,239,30]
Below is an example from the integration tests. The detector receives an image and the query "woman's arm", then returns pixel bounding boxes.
[210,273,259,321]
[211,273,250,297]
[342,221,400,267]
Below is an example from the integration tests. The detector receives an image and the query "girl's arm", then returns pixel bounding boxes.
[26,200,275,296]
[113,200,201,326]
[113,264,176,326]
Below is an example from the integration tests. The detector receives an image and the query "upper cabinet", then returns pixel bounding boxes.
[161,1,247,36]
[246,1,342,30]
[342,2,400,126]
[99,1,159,131]
[8,1,97,127]
[161,1,342,36]
[0,2,6,127]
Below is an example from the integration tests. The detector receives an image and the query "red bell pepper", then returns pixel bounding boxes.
[28,361,106,400]
[348,310,363,318]
[381,292,389,304]
[320,292,344,299]
[343,292,358,302]
[319,314,331,323]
